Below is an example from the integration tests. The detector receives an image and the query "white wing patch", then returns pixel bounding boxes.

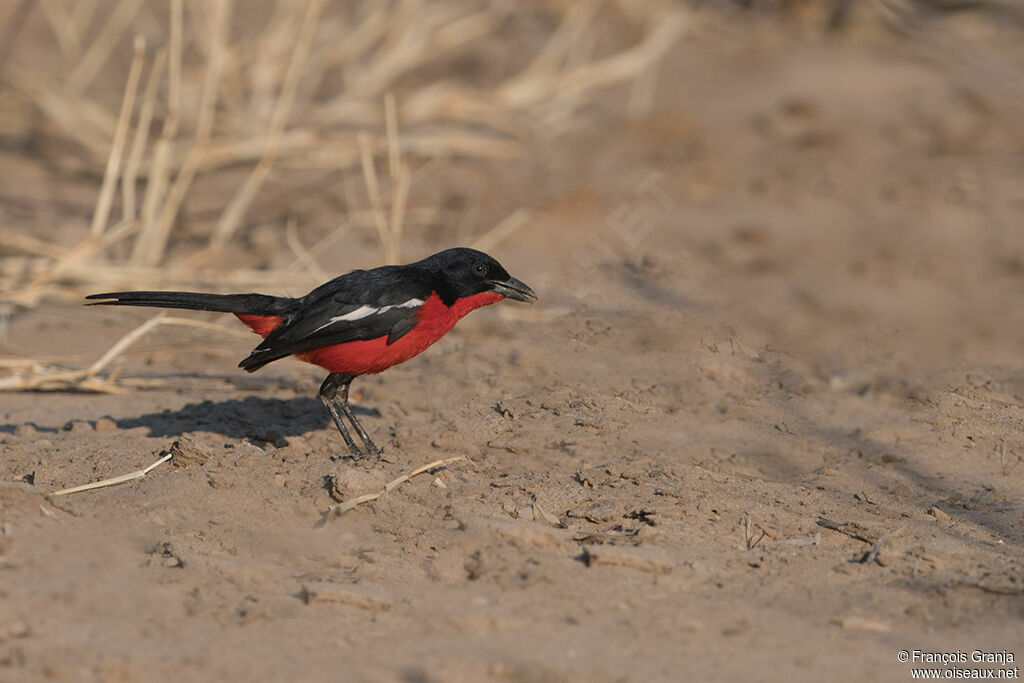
[331,305,378,322]
[313,298,424,332]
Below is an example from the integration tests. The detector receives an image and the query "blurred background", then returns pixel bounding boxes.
[1,0,697,299]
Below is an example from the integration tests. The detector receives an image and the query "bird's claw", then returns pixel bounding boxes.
[345,443,381,460]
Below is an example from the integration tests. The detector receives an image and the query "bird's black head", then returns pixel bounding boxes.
[421,247,537,306]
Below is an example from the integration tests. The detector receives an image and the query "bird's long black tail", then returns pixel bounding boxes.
[85,291,295,315]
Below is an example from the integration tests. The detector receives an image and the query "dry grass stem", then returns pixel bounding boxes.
[0,0,31,70]
[342,5,449,99]
[52,453,172,496]
[628,55,660,119]
[90,35,145,238]
[38,0,83,63]
[148,315,255,340]
[5,70,113,160]
[3,262,318,303]
[166,0,182,123]
[0,230,68,260]
[325,6,388,68]
[499,9,688,113]
[122,48,167,223]
[358,132,392,262]
[2,1,687,307]
[0,312,254,392]
[68,0,144,92]
[285,217,330,284]
[520,0,600,79]
[9,220,140,307]
[136,0,231,267]
[207,0,325,254]
[384,92,409,264]
[87,313,167,376]
[325,456,464,520]
[389,162,410,265]
[385,92,400,182]
[136,0,181,265]
[432,9,499,53]
[70,0,99,39]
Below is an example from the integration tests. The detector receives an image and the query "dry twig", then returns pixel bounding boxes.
[323,456,464,521]
[816,517,877,545]
[52,453,172,496]
[0,313,251,393]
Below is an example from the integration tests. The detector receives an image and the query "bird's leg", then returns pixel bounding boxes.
[319,373,362,457]
[335,375,381,457]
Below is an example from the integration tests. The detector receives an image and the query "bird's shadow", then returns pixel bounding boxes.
[116,396,379,439]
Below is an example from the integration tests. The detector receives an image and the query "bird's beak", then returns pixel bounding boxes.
[489,276,537,303]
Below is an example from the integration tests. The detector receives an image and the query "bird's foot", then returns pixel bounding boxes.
[341,442,381,461]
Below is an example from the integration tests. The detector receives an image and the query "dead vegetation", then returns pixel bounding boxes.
[0,0,691,392]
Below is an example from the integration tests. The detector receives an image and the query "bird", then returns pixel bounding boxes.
[86,247,537,457]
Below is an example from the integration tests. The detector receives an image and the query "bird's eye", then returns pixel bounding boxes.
[473,262,488,276]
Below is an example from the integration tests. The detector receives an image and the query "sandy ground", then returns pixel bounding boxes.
[3,8,1024,683]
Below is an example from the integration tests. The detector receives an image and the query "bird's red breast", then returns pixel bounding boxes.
[234,291,503,375]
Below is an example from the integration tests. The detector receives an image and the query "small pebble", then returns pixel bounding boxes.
[14,423,37,438]
[170,435,213,468]
[206,473,232,489]
[62,420,93,434]
[260,430,288,448]
[94,416,117,432]
[274,446,305,463]
[233,449,260,467]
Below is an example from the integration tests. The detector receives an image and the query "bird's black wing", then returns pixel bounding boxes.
[238,266,433,372]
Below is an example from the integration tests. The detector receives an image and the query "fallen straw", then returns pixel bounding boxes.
[0,312,165,392]
[52,452,172,496]
[86,312,166,377]
[0,312,251,392]
[324,455,464,520]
